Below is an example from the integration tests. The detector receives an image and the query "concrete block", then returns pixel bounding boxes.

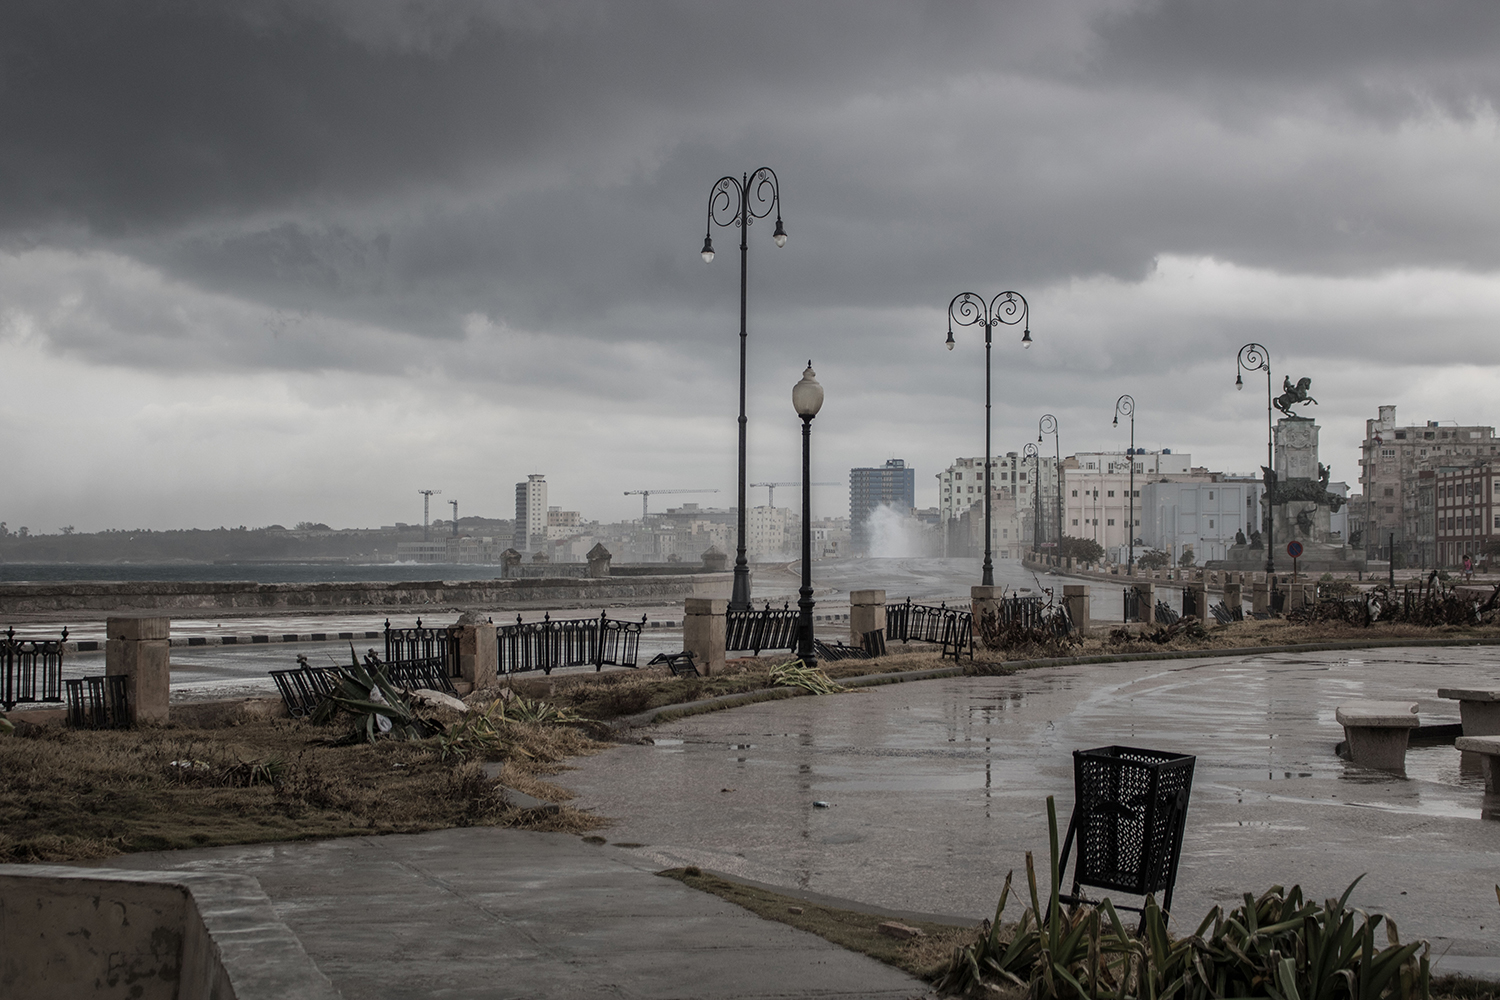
[1223,582,1242,615]
[1439,688,1500,737]
[1455,736,1500,793]
[1336,700,1419,772]
[1252,581,1270,615]
[1132,582,1155,625]
[107,615,170,642]
[1062,585,1090,631]
[849,589,886,648]
[970,585,1003,628]
[105,637,171,725]
[455,623,498,690]
[684,598,727,676]
[1183,583,1208,619]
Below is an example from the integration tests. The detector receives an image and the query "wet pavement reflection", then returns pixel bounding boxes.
[559,646,1500,976]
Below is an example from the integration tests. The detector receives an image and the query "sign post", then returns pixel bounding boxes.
[1287,540,1303,582]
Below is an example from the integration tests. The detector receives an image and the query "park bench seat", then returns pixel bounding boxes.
[1437,688,1500,737]
[1335,700,1419,772]
[1454,736,1500,793]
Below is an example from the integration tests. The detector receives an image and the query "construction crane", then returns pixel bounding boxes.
[751,481,839,508]
[448,499,459,537]
[418,489,441,541]
[624,488,720,520]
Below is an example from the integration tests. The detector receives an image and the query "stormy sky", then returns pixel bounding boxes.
[4,0,1500,532]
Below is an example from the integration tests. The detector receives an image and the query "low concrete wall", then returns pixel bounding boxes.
[0,575,728,615]
[0,865,340,1000]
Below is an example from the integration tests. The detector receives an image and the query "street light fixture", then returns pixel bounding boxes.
[703,167,787,611]
[1113,394,1136,572]
[1236,343,1276,577]
[1039,413,1062,553]
[946,291,1031,587]
[793,362,824,668]
[1023,442,1041,554]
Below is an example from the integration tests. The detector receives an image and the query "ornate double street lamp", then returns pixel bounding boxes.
[946,291,1031,587]
[1113,394,1136,571]
[1023,442,1041,554]
[1236,343,1276,576]
[702,168,787,611]
[1039,413,1062,551]
[793,362,824,667]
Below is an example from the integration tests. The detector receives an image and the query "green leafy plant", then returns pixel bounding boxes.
[310,645,444,744]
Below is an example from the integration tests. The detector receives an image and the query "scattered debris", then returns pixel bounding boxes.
[877,921,925,940]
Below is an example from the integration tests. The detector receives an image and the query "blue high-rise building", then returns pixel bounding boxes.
[849,459,916,554]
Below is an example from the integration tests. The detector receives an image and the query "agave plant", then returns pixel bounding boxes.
[310,644,444,743]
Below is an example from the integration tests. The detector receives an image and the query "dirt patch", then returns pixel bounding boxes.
[0,714,608,864]
[658,866,977,983]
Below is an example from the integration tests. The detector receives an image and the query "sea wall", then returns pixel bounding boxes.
[0,573,729,615]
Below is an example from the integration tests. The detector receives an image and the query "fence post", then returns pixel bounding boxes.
[1185,581,1208,619]
[1063,586,1091,631]
[1223,580,1243,617]
[1133,581,1156,626]
[684,598,727,676]
[849,589,886,647]
[105,616,170,725]
[453,612,497,692]
[1252,578,1270,615]
[970,585,1003,633]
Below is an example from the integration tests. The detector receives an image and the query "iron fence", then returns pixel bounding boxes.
[725,603,800,654]
[497,612,645,675]
[1,626,67,711]
[384,618,459,678]
[886,599,973,660]
[64,675,130,729]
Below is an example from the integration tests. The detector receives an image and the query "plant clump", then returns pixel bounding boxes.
[768,660,844,694]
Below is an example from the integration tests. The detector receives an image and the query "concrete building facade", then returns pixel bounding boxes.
[849,459,916,554]
[1435,464,1497,569]
[513,474,548,553]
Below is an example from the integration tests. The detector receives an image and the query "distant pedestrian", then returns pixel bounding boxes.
[1463,553,1473,581]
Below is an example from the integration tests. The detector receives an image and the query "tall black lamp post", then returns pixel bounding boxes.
[702,168,787,611]
[946,291,1031,587]
[1235,343,1276,576]
[793,362,824,667]
[1023,442,1041,554]
[1039,413,1062,552]
[1113,394,1136,571]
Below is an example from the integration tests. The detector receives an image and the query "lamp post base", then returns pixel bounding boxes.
[729,564,752,611]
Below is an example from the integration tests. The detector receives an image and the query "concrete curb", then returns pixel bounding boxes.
[611,635,1500,729]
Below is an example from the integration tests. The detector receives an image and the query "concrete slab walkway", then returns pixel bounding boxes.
[98,827,934,1000]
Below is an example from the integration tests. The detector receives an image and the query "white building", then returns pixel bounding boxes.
[1140,480,1255,565]
[513,474,547,552]
[1063,450,1206,560]
[937,452,1061,543]
[747,505,797,560]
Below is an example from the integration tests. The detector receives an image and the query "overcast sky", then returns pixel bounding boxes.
[4,0,1500,532]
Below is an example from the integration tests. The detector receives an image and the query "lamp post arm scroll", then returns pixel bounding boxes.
[1236,343,1275,577]
[1114,394,1135,571]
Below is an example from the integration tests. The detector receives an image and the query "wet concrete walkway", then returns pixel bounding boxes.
[100,827,933,1000]
[560,646,1500,979]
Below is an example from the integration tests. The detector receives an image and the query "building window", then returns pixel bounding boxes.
[1107,519,1115,526]
[1208,491,1214,500]
[1209,519,1215,528]
[1384,488,1394,497]
[1071,518,1079,526]
[1107,490,1115,498]
[1071,490,1078,497]
[1382,449,1395,459]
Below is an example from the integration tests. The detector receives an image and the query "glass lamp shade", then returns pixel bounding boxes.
[700,235,715,263]
[1021,328,1032,349]
[945,329,955,351]
[772,219,787,248]
[792,362,824,417]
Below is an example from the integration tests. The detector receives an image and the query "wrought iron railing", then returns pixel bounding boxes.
[497,612,645,675]
[65,675,130,729]
[886,599,973,660]
[1,626,67,711]
[724,603,800,654]
[384,618,459,679]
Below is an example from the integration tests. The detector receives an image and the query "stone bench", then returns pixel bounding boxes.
[1454,736,1500,794]
[1335,700,1419,772]
[1437,688,1500,737]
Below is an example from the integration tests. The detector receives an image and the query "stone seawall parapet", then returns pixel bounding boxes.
[0,573,732,615]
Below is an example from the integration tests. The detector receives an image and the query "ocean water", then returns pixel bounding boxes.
[0,563,505,585]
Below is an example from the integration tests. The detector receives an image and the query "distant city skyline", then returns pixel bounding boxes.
[4,4,1500,531]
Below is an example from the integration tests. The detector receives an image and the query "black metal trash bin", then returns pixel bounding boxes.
[1057,745,1195,919]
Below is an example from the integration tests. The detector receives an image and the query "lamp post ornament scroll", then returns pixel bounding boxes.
[701,168,787,611]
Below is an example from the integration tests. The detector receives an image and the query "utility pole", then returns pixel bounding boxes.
[418,489,441,541]
[448,499,459,537]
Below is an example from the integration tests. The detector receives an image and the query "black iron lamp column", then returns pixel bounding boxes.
[1113,394,1135,571]
[1039,413,1061,552]
[946,291,1031,587]
[1235,343,1275,576]
[702,168,787,611]
[793,362,824,667]
[1023,442,1041,554]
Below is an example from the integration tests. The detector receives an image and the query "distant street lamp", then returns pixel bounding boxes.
[946,291,1031,587]
[1039,413,1062,551]
[792,362,824,667]
[702,168,787,611]
[1235,343,1276,576]
[1113,395,1136,571]
[1023,442,1041,554]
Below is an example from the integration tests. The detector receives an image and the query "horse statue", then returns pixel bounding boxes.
[1273,376,1318,418]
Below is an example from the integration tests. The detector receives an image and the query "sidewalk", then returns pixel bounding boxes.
[97,827,934,1000]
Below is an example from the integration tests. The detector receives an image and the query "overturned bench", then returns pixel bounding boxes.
[1336,700,1419,772]
[1454,736,1500,794]
[1437,688,1500,737]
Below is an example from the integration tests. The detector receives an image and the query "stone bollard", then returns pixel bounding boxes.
[849,589,887,648]
[1223,581,1243,616]
[1133,582,1156,625]
[453,611,497,692]
[586,543,613,578]
[971,586,1002,631]
[1285,584,1307,612]
[1063,585,1090,630]
[106,616,170,725]
[700,545,728,573]
[1184,581,1208,619]
[1252,580,1270,615]
[683,598,727,676]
